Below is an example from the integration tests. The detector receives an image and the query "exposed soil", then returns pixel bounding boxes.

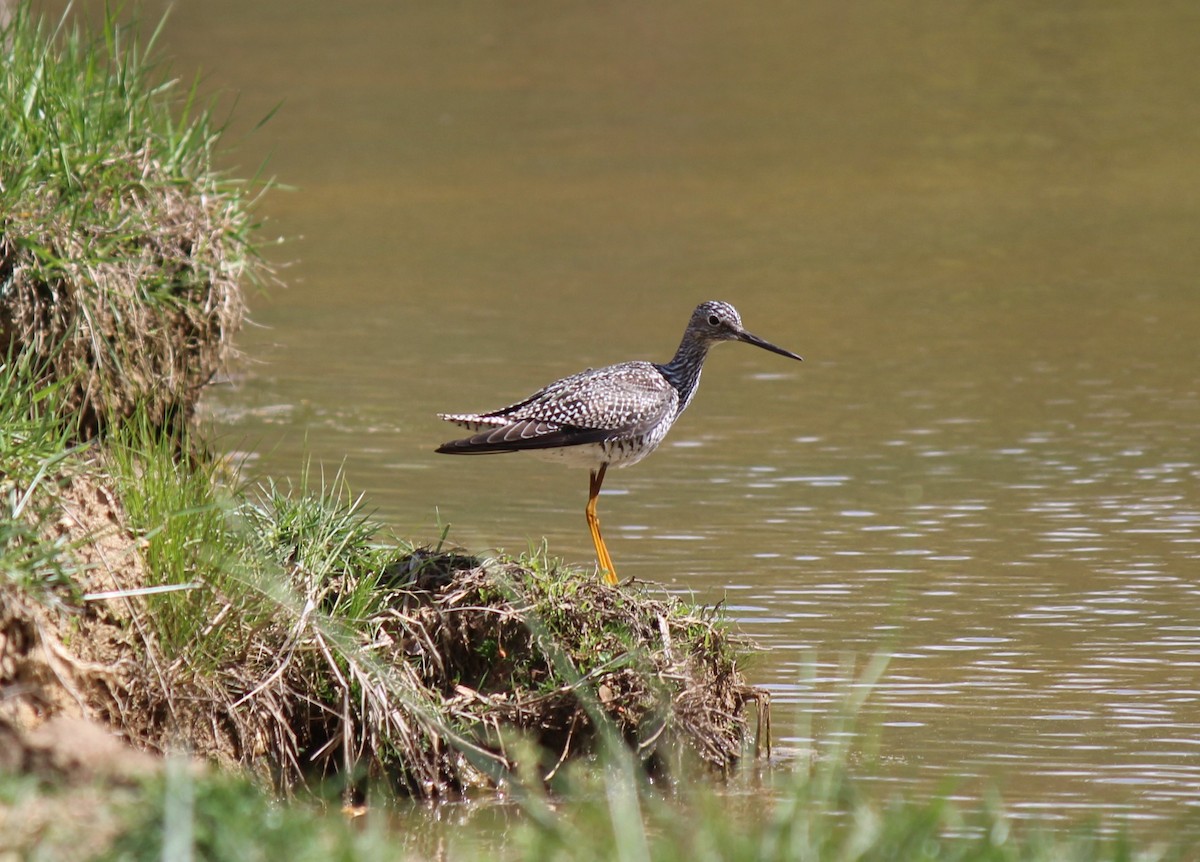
[1,470,150,726]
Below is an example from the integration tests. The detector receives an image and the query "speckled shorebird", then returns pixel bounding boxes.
[436,301,802,584]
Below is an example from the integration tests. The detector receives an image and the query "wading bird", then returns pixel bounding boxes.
[436,301,802,584]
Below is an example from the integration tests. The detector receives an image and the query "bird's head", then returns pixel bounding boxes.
[689,300,803,361]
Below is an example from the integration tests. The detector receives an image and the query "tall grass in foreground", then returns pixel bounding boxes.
[91,657,1196,862]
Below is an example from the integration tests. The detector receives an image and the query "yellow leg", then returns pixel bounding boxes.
[586,465,618,585]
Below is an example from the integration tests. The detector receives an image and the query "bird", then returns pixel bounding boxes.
[435,300,802,585]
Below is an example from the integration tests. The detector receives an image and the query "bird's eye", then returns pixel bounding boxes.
[707,314,720,326]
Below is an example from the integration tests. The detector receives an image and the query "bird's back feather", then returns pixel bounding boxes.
[436,361,679,457]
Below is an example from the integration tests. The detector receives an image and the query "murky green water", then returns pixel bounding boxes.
[140,0,1200,832]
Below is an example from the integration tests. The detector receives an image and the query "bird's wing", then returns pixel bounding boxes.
[486,363,674,429]
[437,362,677,454]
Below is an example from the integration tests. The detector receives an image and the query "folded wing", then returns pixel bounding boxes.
[437,362,677,455]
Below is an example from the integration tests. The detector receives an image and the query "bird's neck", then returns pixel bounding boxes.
[657,336,712,416]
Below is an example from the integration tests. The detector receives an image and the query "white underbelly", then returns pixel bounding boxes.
[525,434,664,470]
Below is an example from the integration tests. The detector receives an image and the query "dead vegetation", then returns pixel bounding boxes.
[1,1,261,438]
[0,466,768,800]
[344,553,769,792]
[0,157,249,437]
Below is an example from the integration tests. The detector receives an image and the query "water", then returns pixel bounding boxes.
[133,0,1200,832]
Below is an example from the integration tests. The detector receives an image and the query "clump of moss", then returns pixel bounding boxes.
[0,2,265,436]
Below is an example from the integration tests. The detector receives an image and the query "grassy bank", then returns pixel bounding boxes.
[1,0,260,436]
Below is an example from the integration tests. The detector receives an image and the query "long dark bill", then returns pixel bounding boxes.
[738,330,803,362]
